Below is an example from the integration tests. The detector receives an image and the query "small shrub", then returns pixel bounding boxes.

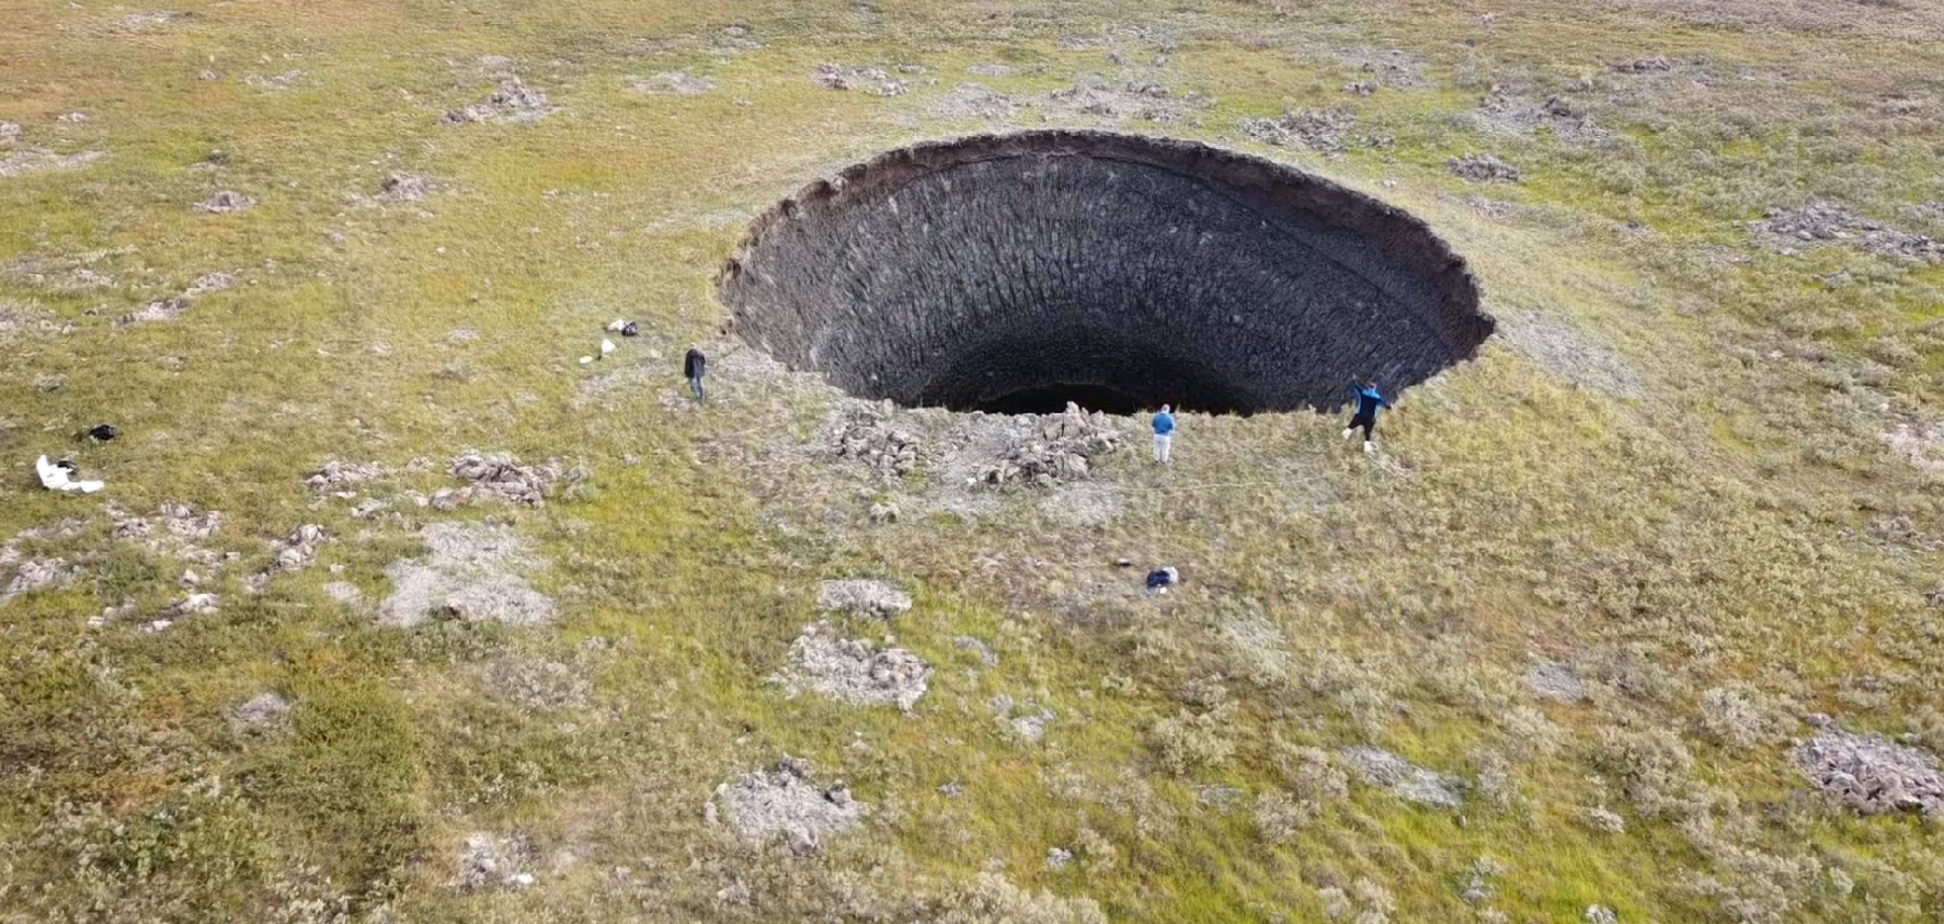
[1149,705,1238,775]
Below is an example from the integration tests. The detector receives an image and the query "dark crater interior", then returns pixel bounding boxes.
[718,130,1493,416]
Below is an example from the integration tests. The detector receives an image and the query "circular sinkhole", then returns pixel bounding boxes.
[718,130,1493,416]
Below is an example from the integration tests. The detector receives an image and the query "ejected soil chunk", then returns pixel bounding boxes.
[1794,728,1944,816]
[772,622,931,712]
[1340,745,1466,809]
[818,578,913,618]
[720,130,1491,416]
[717,757,869,853]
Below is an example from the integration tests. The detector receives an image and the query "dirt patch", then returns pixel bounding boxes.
[1240,108,1358,151]
[194,191,255,214]
[631,71,716,96]
[1448,153,1522,183]
[379,172,430,202]
[1749,201,1944,263]
[1046,73,1210,124]
[0,149,104,179]
[813,64,908,96]
[1339,745,1465,809]
[1528,660,1590,702]
[717,757,869,852]
[1881,421,1944,472]
[1476,92,1609,145]
[1499,313,1643,399]
[1037,479,1123,528]
[930,84,1025,121]
[379,521,553,627]
[1794,728,1943,816]
[1333,47,1429,89]
[441,77,558,124]
[772,623,931,712]
[817,579,912,618]
[231,692,292,736]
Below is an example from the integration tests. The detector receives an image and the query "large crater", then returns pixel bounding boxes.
[718,130,1492,416]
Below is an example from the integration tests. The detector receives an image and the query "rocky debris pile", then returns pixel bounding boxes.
[248,525,325,591]
[446,451,565,508]
[832,405,921,478]
[773,623,931,712]
[813,64,908,96]
[980,403,1122,485]
[632,71,716,95]
[380,172,430,202]
[1339,745,1466,809]
[716,757,869,852]
[0,554,70,605]
[441,77,557,124]
[1611,57,1674,73]
[1240,108,1357,151]
[1749,201,1944,263]
[306,459,391,491]
[457,831,537,891]
[1477,91,1609,144]
[380,521,554,627]
[118,270,232,325]
[145,591,220,632]
[1047,74,1210,124]
[0,148,104,179]
[1794,727,1944,816]
[1448,153,1522,183]
[193,191,255,214]
[817,579,913,619]
[231,691,292,736]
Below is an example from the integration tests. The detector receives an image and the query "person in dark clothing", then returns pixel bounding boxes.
[684,347,708,401]
[1342,380,1391,454]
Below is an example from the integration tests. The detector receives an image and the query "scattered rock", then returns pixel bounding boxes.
[110,502,225,565]
[118,297,191,325]
[1584,905,1618,924]
[817,578,912,619]
[379,521,554,627]
[1046,847,1074,871]
[1749,201,1944,263]
[305,459,390,491]
[1448,153,1522,183]
[772,623,931,712]
[244,70,309,91]
[1,556,71,605]
[185,272,235,297]
[717,757,869,850]
[1339,745,1465,809]
[194,191,256,214]
[1046,73,1210,124]
[1528,660,1590,702]
[457,831,537,891]
[449,450,565,507]
[632,71,716,96]
[831,404,922,478]
[1793,728,1944,816]
[441,77,558,124]
[813,63,908,96]
[1240,108,1357,151]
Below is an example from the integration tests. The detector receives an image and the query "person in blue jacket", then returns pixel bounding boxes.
[1342,380,1391,454]
[1151,404,1176,464]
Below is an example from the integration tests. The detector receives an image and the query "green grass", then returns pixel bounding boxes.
[5,0,1944,921]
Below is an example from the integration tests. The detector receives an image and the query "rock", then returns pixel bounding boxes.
[818,578,913,618]
[449,450,564,507]
[1240,108,1357,151]
[1339,745,1465,810]
[831,404,923,478]
[380,172,430,202]
[978,403,1123,486]
[1584,905,1618,924]
[457,831,536,891]
[1046,847,1074,870]
[1528,660,1588,702]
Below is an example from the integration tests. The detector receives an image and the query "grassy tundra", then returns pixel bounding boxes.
[3,0,1943,921]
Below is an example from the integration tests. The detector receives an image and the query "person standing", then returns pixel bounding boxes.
[1342,380,1390,454]
[1151,404,1176,464]
[684,347,708,402]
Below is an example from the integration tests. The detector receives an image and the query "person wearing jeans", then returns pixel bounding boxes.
[684,347,708,402]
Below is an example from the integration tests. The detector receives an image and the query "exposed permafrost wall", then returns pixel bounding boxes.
[718,130,1493,415]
